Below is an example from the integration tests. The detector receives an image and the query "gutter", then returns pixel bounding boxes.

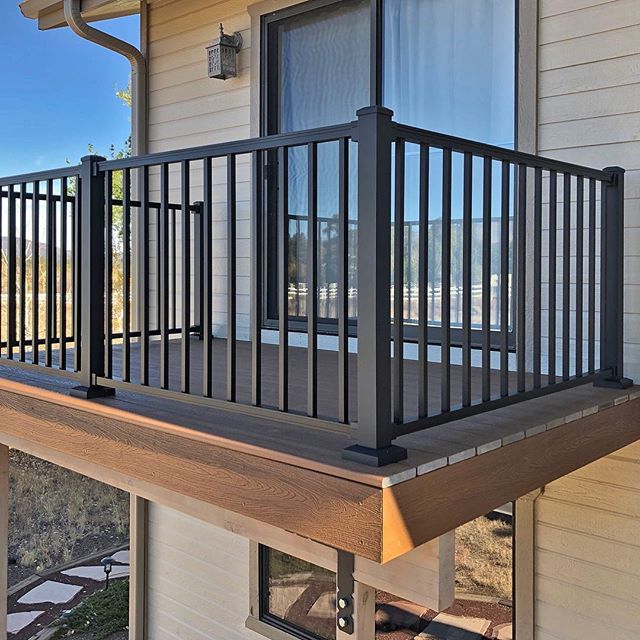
[63,0,147,155]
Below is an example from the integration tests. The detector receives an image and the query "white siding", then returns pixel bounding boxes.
[146,503,258,640]
[537,0,640,380]
[147,0,253,339]
[533,441,640,640]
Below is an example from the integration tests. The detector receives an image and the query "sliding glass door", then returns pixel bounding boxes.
[262,0,516,330]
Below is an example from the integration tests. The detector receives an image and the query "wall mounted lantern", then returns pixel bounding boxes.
[207,24,243,80]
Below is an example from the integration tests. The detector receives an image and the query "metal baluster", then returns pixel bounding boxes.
[533,167,542,388]
[517,164,527,392]
[104,171,113,378]
[278,147,289,412]
[251,151,263,407]
[60,177,68,371]
[122,168,131,382]
[441,148,452,413]
[7,184,17,360]
[548,171,557,384]
[418,145,430,418]
[588,178,596,374]
[393,139,405,422]
[500,161,510,397]
[481,157,492,401]
[19,183,27,362]
[576,176,584,377]
[337,140,349,422]
[45,179,53,366]
[562,173,571,381]
[160,163,170,389]
[203,157,214,398]
[307,143,318,417]
[51,181,57,357]
[73,176,81,372]
[227,154,237,402]
[180,160,191,393]
[32,182,40,364]
[461,153,472,407]
[171,207,177,331]
[140,165,150,386]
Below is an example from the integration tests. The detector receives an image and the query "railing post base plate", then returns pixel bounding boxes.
[70,385,116,400]
[594,376,633,390]
[342,444,407,467]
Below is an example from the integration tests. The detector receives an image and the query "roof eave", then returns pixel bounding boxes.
[19,0,140,30]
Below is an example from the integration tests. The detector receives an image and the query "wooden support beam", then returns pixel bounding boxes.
[514,489,543,640]
[381,399,640,561]
[0,445,7,640]
[129,495,147,640]
[0,384,383,560]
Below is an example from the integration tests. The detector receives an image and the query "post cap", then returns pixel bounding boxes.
[80,154,107,163]
[356,105,394,118]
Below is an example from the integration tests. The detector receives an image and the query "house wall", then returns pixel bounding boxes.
[144,501,454,640]
[145,503,256,640]
[537,0,640,381]
[146,0,254,339]
[531,441,640,640]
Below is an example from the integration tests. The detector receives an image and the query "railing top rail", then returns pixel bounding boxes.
[393,122,613,182]
[0,165,80,188]
[98,122,357,171]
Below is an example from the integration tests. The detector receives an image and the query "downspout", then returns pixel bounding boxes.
[63,0,147,155]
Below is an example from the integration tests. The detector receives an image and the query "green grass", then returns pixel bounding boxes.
[62,579,129,640]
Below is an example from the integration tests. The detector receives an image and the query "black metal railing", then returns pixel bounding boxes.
[0,107,630,465]
[0,168,81,375]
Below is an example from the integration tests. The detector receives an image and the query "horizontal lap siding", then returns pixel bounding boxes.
[538,0,640,381]
[147,0,253,339]
[533,441,640,640]
[533,5,640,638]
[146,503,256,640]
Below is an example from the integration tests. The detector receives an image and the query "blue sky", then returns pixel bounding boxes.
[0,4,138,177]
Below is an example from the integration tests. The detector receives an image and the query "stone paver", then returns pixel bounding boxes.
[493,622,512,640]
[377,600,429,632]
[111,549,130,564]
[18,581,83,605]
[417,613,491,639]
[7,611,46,634]
[61,564,130,582]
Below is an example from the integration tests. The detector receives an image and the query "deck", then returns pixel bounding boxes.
[0,109,635,562]
[0,339,638,563]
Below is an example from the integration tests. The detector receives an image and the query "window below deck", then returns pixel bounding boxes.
[258,545,337,640]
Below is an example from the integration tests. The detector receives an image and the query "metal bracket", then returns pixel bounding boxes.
[336,551,355,635]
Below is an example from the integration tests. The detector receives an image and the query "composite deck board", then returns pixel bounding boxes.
[103,337,538,423]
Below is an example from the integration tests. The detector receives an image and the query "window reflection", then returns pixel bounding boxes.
[262,547,337,640]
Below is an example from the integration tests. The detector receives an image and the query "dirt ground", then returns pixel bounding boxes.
[9,450,129,587]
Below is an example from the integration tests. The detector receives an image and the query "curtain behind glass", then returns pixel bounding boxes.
[384,0,515,147]
[383,0,515,328]
[279,0,370,134]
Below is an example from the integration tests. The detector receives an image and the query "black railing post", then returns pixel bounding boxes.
[71,155,115,399]
[343,106,407,467]
[596,166,632,389]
